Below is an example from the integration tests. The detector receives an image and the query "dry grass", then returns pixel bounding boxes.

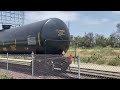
[66,47,120,66]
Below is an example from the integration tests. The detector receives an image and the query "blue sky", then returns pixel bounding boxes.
[25,11,120,37]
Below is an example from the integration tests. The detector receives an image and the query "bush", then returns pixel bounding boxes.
[88,53,103,63]
[0,75,14,79]
[96,59,106,65]
[80,53,103,64]
[107,56,120,66]
[81,57,90,63]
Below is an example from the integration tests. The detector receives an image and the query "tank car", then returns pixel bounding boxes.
[0,18,70,54]
[0,18,71,72]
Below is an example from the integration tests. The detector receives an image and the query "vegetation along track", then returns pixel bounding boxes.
[69,67,120,79]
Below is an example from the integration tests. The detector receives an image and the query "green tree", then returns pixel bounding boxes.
[95,34,108,47]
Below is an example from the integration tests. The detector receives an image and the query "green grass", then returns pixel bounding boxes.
[0,75,14,79]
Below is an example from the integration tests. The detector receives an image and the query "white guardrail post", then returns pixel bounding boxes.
[77,56,80,79]
[31,51,34,78]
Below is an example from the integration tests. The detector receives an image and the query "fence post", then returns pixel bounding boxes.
[7,53,8,71]
[77,56,80,79]
[31,51,34,78]
[74,43,77,64]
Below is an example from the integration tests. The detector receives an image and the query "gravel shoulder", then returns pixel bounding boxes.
[0,68,72,79]
[0,69,36,79]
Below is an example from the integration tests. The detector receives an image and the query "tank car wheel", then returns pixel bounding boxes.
[41,61,55,74]
[60,62,69,72]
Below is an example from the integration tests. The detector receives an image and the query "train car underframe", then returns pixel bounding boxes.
[32,54,71,74]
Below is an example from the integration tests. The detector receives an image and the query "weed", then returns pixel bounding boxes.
[107,56,120,66]
[0,75,14,79]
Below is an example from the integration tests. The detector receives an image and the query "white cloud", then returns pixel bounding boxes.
[101,18,109,22]
[112,11,120,14]
[24,11,110,26]
[79,17,109,25]
[24,11,80,24]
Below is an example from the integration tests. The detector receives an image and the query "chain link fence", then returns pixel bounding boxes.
[1,41,120,79]
[67,45,120,79]
[2,39,120,79]
[0,40,81,79]
[0,53,33,79]
[0,52,81,79]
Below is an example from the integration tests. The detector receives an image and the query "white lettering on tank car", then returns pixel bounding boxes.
[27,36,36,45]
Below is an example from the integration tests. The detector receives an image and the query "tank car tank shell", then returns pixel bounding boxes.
[0,18,70,54]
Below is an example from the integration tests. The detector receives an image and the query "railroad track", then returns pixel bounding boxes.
[69,67,120,79]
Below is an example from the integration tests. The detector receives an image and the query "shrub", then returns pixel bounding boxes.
[81,57,90,63]
[96,59,106,65]
[80,53,103,64]
[0,75,14,79]
[88,53,103,63]
[107,56,120,66]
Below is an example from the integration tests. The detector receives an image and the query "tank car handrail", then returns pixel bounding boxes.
[45,39,71,42]
[45,39,76,43]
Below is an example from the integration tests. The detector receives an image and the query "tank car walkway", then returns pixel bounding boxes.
[70,63,120,73]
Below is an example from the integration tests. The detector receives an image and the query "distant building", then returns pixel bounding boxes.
[0,11,24,28]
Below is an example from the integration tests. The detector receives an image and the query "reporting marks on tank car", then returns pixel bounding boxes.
[56,30,65,36]
[27,36,36,45]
